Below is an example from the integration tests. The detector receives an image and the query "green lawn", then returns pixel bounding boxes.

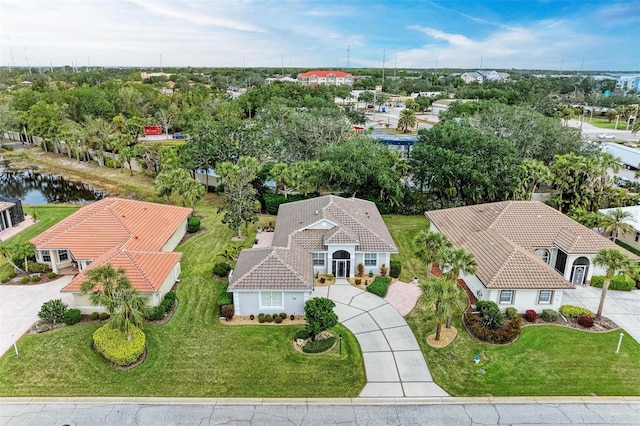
[0,199,365,397]
[0,205,79,279]
[587,116,633,131]
[408,310,640,396]
[383,214,431,282]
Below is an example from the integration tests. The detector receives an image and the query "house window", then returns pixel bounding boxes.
[41,251,51,262]
[364,253,377,266]
[312,253,325,266]
[499,290,514,304]
[260,292,283,309]
[534,249,550,264]
[538,290,553,304]
[57,250,69,261]
[635,232,640,242]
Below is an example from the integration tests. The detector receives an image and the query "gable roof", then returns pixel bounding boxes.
[31,197,191,294]
[273,195,397,253]
[426,201,633,290]
[297,70,352,79]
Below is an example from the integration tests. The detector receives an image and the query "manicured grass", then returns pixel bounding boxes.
[587,116,633,131]
[0,201,365,397]
[0,205,79,278]
[383,214,430,282]
[407,310,640,396]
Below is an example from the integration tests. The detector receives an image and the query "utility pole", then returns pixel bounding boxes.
[381,49,385,89]
[347,45,350,70]
[480,56,483,69]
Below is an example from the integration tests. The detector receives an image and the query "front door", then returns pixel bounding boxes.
[572,265,586,286]
[332,260,351,278]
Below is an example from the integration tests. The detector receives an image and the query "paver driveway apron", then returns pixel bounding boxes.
[312,279,448,398]
[0,276,74,356]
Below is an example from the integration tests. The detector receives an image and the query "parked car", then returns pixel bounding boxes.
[618,177,631,187]
[597,133,616,139]
[366,104,374,109]
[173,132,186,139]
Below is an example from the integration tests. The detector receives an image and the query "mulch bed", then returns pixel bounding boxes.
[522,314,618,332]
[426,326,458,348]
[221,315,306,325]
[292,331,336,355]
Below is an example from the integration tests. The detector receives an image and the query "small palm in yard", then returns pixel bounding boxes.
[602,208,635,243]
[397,108,417,133]
[109,287,149,340]
[440,247,476,327]
[417,277,466,341]
[414,230,452,279]
[592,248,637,320]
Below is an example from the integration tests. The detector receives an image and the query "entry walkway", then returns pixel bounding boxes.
[311,279,448,398]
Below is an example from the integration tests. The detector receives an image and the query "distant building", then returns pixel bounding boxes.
[0,196,25,234]
[460,70,509,84]
[140,72,171,80]
[265,76,298,84]
[297,70,354,86]
[615,75,640,92]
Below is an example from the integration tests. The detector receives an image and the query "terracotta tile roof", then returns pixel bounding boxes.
[0,201,15,211]
[64,249,182,293]
[30,197,191,294]
[297,71,352,78]
[228,244,313,291]
[426,201,631,290]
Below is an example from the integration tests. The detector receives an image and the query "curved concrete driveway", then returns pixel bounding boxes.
[0,276,74,356]
[312,280,448,398]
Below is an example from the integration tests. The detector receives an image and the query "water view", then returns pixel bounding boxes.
[0,167,105,205]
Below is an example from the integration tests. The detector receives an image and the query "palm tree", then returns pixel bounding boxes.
[397,109,417,133]
[440,247,476,327]
[414,231,452,279]
[81,264,132,314]
[109,286,149,340]
[592,248,637,320]
[517,159,552,201]
[602,208,636,243]
[417,277,466,341]
[632,118,640,135]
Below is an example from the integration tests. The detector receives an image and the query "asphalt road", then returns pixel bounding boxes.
[1,398,639,425]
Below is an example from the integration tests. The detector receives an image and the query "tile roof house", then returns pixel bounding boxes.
[228,195,398,315]
[426,201,635,313]
[598,205,640,251]
[297,70,354,86]
[31,198,192,312]
[0,196,25,236]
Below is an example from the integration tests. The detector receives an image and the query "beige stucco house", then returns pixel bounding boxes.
[598,206,640,252]
[427,201,636,313]
[31,198,192,312]
[229,195,398,316]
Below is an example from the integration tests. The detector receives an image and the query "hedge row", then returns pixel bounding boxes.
[559,305,594,318]
[590,275,635,291]
[93,324,145,366]
[367,276,391,297]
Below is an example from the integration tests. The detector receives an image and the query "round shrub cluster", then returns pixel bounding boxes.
[93,324,145,366]
[63,308,82,325]
[577,315,595,328]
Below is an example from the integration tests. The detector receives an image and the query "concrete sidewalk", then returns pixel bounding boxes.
[312,279,448,398]
[562,286,640,343]
[0,276,74,356]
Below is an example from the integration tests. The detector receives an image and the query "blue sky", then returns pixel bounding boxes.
[1,0,639,70]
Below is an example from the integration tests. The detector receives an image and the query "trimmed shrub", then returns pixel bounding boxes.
[90,312,100,321]
[524,310,538,323]
[212,262,231,277]
[146,306,165,321]
[93,324,145,366]
[302,336,336,354]
[294,329,311,340]
[279,312,287,320]
[99,312,110,321]
[265,314,273,323]
[274,315,283,323]
[355,278,362,285]
[475,301,504,330]
[357,263,365,277]
[258,313,266,323]
[31,275,41,283]
[221,304,234,321]
[505,307,518,320]
[389,260,402,278]
[577,315,595,328]
[217,282,233,314]
[1,277,9,284]
[187,217,201,233]
[465,313,521,344]
[38,299,68,324]
[560,305,594,318]
[367,276,391,297]
[48,272,57,279]
[590,275,635,291]
[541,309,559,322]
[379,264,388,276]
[63,308,81,325]
[163,291,176,305]
[27,261,49,273]
[20,277,30,284]
[326,273,334,281]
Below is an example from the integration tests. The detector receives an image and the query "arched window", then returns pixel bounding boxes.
[534,249,550,264]
[332,250,350,260]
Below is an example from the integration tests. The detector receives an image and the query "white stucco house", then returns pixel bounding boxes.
[31,198,192,312]
[228,195,398,316]
[426,201,636,313]
[598,205,640,252]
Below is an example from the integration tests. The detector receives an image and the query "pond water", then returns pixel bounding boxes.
[0,167,105,205]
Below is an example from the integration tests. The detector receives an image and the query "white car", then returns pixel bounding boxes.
[597,133,616,139]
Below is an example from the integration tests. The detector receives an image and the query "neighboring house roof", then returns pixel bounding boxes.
[298,70,352,78]
[228,245,312,291]
[0,201,15,212]
[230,195,398,292]
[31,197,192,293]
[273,195,398,253]
[426,201,631,290]
[599,206,640,232]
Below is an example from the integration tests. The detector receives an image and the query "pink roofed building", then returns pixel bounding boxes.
[297,70,354,86]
